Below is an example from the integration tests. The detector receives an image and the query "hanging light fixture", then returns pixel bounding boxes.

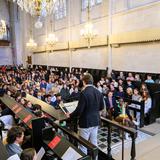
[26,38,37,49]
[46,33,58,47]
[12,0,57,17]
[12,0,59,29]
[80,0,98,48]
[46,17,58,48]
[0,20,7,39]
[34,17,43,29]
[26,18,37,50]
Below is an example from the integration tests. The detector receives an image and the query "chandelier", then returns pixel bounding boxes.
[12,0,57,17]
[46,33,58,47]
[26,38,37,50]
[0,20,7,39]
[46,17,58,48]
[80,1,97,48]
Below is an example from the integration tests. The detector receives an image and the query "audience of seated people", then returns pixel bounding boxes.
[0,67,156,124]
[0,65,159,158]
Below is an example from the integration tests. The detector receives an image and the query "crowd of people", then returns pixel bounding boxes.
[97,73,152,125]
[0,65,154,159]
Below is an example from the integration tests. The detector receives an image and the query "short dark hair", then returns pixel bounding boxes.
[7,126,24,144]
[82,73,93,84]
[55,93,61,97]
[20,148,36,160]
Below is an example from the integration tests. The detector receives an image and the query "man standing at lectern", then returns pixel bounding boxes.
[67,73,104,155]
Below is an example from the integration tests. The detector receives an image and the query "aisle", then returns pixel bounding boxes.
[97,127,152,157]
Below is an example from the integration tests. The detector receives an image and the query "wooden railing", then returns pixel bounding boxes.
[101,117,137,160]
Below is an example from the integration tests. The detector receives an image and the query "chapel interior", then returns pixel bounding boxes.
[0,0,160,160]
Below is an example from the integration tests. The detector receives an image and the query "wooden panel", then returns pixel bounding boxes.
[46,42,69,51]
[110,28,160,45]
[0,40,10,46]
[34,42,69,54]
[33,36,108,53]
[69,36,108,49]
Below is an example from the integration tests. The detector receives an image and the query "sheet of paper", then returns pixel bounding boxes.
[7,154,20,160]
[36,147,45,160]
[64,101,78,113]
[61,147,82,160]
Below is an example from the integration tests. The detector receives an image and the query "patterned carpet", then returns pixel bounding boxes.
[98,127,152,155]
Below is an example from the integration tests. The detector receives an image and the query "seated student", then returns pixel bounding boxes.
[132,88,142,103]
[46,79,53,94]
[18,98,25,106]
[140,82,149,94]
[109,84,117,97]
[130,88,142,125]
[116,85,125,98]
[145,74,154,83]
[115,98,135,128]
[126,79,134,89]
[102,83,109,95]
[117,71,125,80]
[40,79,47,89]
[20,148,37,160]
[36,91,44,101]
[69,84,75,95]
[112,79,118,88]
[51,93,62,109]
[96,82,102,93]
[29,89,34,96]
[5,126,24,157]
[142,91,152,124]
[155,75,160,84]
[60,83,70,102]
[70,87,80,101]
[99,77,105,85]
[45,94,52,105]
[104,91,117,119]
[125,87,133,100]
[134,74,141,82]
[24,101,34,113]
[126,72,135,81]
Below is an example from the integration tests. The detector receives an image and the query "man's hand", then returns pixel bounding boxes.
[66,112,70,118]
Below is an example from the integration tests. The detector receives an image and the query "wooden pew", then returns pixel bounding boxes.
[25,94,67,121]
[8,86,67,121]
[0,94,37,129]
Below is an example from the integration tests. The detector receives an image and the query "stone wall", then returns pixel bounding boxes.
[0,0,13,65]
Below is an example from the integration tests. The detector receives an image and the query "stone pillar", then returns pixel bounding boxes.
[8,2,20,65]
[108,0,113,76]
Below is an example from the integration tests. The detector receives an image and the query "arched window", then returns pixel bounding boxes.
[54,0,67,20]
[82,0,102,10]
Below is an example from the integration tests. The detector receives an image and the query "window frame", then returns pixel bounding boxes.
[81,0,103,10]
[54,0,67,20]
